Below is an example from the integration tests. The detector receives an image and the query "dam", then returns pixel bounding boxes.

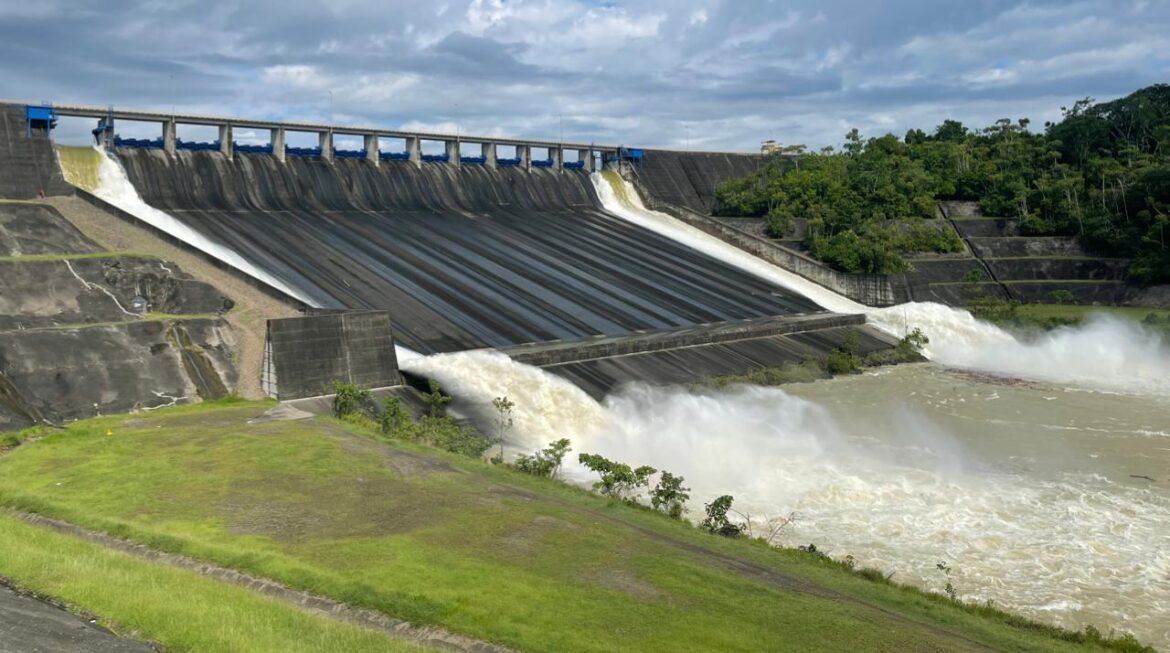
[0,101,894,401]
[3,97,1170,650]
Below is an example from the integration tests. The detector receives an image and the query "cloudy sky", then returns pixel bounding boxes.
[2,0,1167,151]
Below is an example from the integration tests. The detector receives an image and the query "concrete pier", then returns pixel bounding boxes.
[271,128,286,162]
[218,124,232,156]
[39,102,619,166]
[364,134,379,163]
[406,136,421,167]
[579,149,593,172]
[163,119,176,154]
[319,130,332,161]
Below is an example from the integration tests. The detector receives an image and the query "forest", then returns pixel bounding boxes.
[713,84,1170,282]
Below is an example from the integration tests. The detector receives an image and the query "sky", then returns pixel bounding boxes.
[1,0,1167,152]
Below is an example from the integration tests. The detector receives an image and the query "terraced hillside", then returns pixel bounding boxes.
[909,201,1156,306]
[0,202,238,429]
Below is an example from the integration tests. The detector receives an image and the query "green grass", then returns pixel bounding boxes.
[1010,303,1170,322]
[0,513,424,652]
[0,401,1149,652]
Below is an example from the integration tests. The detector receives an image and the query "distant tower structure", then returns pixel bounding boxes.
[92,108,116,149]
[760,140,781,156]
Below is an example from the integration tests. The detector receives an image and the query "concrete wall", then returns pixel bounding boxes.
[505,313,868,367]
[627,186,899,307]
[634,149,763,214]
[543,324,898,400]
[0,105,73,199]
[264,311,400,400]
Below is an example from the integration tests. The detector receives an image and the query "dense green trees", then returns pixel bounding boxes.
[714,84,1170,282]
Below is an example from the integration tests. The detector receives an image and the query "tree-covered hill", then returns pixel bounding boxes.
[714,84,1170,282]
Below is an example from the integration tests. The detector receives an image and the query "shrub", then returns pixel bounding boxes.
[650,471,691,519]
[379,396,412,435]
[825,348,860,375]
[578,453,656,500]
[1047,289,1075,305]
[895,328,929,359]
[701,495,743,537]
[332,382,371,419]
[415,416,492,458]
[425,379,451,417]
[514,438,572,478]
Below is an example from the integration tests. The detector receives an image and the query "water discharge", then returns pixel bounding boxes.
[592,171,1170,396]
[91,148,318,306]
[408,171,1170,646]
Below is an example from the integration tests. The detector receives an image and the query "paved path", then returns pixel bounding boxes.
[0,583,155,653]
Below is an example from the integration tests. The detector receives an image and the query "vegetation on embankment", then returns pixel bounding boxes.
[700,328,929,389]
[0,398,1154,652]
[967,298,1170,334]
[714,84,1170,282]
[0,513,425,652]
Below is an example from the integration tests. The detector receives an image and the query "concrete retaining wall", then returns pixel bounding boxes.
[264,311,400,400]
[506,313,867,367]
[543,323,898,399]
[625,183,899,307]
[633,150,763,214]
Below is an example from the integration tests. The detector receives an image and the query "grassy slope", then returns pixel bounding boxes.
[0,401,1137,653]
[0,514,423,652]
[1009,304,1170,322]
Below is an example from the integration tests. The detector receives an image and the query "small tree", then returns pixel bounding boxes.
[578,453,656,500]
[490,396,515,463]
[701,495,744,537]
[650,471,690,519]
[332,382,371,419]
[425,379,451,417]
[514,438,572,478]
[379,396,412,435]
[895,327,929,359]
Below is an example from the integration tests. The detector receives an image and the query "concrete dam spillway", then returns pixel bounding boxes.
[108,148,887,394]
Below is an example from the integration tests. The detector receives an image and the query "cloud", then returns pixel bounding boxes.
[3,0,1168,151]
